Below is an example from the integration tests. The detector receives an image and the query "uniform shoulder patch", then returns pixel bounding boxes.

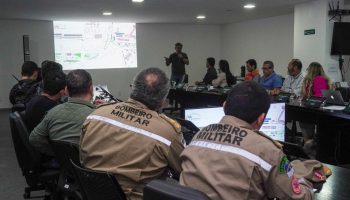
[291,176,302,194]
[279,155,294,178]
[159,114,181,133]
[254,130,283,149]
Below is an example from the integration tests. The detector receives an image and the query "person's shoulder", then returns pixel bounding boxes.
[158,113,181,134]
[254,130,283,150]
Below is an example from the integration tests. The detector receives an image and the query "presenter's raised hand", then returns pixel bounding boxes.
[164,57,170,66]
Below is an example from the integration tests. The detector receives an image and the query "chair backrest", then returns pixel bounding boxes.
[70,159,126,200]
[143,180,210,200]
[50,140,80,181]
[9,112,42,172]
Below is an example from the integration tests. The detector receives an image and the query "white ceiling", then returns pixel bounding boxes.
[0,0,343,24]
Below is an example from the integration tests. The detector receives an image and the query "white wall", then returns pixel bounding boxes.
[221,14,294,77]
[0,19,54,108]
[0,21,222,108]
[294,0,342,82]
[85,23,222,102]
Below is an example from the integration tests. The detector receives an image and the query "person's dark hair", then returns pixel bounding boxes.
[21,61,39,76]
[207,57,215,67]
[43,70,66,96]
[36,68,42,82]
[66,69,92,97]
[175,42,183,47]
[41,60,63,79]
[263,60,274,69]
[130,67,170,110]
[219,60,236,86]
[224,81,270,123]
[246,59,257,69]
[290,59,302,71]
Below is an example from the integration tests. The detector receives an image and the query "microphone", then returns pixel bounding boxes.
[12,74,20,82]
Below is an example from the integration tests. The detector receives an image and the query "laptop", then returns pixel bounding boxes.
[260,103,286,142]
[259,103,310,158]
[184,103,286,142]
[321,90,346,106]
[184,103,308,158]
[184,107,225,129]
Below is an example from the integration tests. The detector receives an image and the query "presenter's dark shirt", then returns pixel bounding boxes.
[169,52,188,76]
[25,95,58,132]
[203,67,218,85]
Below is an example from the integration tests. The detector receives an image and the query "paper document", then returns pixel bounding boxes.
[323,105,345,110]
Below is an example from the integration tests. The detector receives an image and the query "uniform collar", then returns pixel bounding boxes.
[68,97,95,108]
[126,98,150,109]
[292,72,302,79]
[263,71,276,80]
[220,115,254,130]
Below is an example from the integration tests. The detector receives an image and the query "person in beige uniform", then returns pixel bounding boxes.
[180,81,327,200]
[80,67,185,200]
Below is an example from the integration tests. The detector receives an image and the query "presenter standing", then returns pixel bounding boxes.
[165,42,189,85]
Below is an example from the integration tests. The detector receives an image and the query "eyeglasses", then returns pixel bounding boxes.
[262,67,271,70]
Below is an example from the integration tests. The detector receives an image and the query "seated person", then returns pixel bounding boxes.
[302,62,331,98]
[36,60,64,94]
[195,57,217,85]
[25,70,66,132]
[212,59,236,87]
[29,69,95,156]
[180,81,323,199]
[280,59,304,97]
[259,60,282,95]
[300,62,332,158]
[9,61,40,106]
[80,68,185,200]
[245,59,260,81]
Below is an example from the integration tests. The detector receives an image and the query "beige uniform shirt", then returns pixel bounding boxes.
[180,115,314,200]
[80,99,185,200]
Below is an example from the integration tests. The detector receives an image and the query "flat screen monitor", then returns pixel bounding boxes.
[260,103,285,142]
[184,103,285,142]
[184,107,224,129]
[331,22,350,55]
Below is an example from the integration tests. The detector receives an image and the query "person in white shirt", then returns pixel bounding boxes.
[281,59,304,97]
[212,60,236,87]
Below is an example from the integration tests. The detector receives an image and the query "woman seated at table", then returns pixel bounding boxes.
[300,62,332,158]
[212,60,236,87]
[301,62,332,98]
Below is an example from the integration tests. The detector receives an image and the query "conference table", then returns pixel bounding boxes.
[167,88,350,199]
[167,88,350,164]
[314,164,350,200]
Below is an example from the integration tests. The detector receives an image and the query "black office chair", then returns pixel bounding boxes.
[11,103,25,113]
[50,140,82,200]
[70,159,126,200]
[9,112,59,199]
[143,179,210,200]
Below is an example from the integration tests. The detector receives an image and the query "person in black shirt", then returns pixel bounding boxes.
[196,57,217,85]
[9,61,39,106]
[165,42,189,84]
[25,70,66,132]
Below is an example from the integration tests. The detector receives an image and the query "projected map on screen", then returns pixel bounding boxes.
[54,21,137,70]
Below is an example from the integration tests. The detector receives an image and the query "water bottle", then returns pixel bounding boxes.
[241,65,246,78]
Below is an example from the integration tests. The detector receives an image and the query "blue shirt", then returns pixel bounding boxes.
[259,72,282,90]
